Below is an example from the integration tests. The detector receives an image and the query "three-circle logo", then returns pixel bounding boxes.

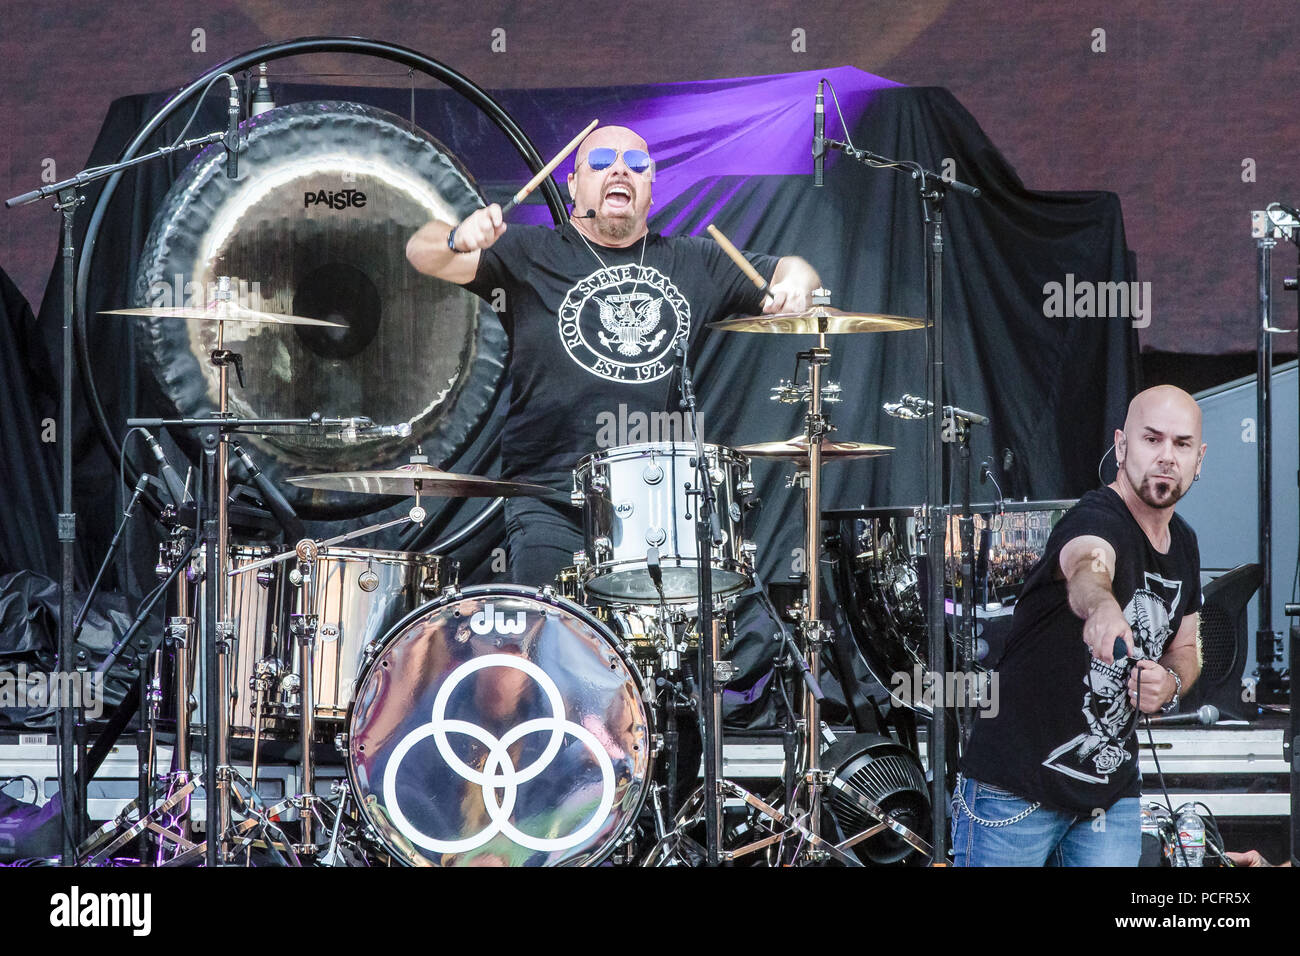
[381,653,617,855]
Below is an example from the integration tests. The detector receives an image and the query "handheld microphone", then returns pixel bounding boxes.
[813,79,825,187]
[225,76,241,180]
[141,429,190,505]
[1146,704,1220,727]
[232,442,305,541]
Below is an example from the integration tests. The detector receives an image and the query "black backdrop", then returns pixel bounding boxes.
[1,76,1136,720]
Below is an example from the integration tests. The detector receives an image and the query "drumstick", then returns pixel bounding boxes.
[500,118,599,217]
[705,223,774,299]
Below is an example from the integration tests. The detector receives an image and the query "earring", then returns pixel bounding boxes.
[1194,474,1200,481]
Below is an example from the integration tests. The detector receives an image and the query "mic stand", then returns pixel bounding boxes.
[675,343,723,866]
[4,127,228,864]
[827,137,981,859]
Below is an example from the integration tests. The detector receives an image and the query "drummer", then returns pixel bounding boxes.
[407,124,820,585]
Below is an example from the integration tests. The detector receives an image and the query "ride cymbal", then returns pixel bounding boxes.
[736,436,893,460]
[709,306,925,335]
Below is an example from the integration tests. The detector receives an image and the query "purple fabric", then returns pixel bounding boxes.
[508,65,902,228]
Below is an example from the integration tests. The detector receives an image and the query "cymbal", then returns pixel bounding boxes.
[286,463,554,498]
[736,436,893,461]
[102,304,345,328]
[708,306,925,335]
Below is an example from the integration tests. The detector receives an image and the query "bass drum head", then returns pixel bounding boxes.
[347,586,652,866]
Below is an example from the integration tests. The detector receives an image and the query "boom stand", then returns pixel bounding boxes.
[824,134,981,858]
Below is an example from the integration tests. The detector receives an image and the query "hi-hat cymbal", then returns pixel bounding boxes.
[709,306,925,335]
[736,436,893,461]
[102,304,344,327]
[286,462,553,498]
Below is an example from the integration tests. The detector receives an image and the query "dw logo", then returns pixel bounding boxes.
[469,603,527,636]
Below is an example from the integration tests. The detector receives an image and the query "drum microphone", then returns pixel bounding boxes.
[883,401,925,421]
[813,78,825,187]
[335,418,413,442]
[231,441,305,541]
[224,75,242,180]
[141,429,191,506]
[646,546,666,602]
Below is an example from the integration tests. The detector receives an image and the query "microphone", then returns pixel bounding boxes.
[646,545,665,602]
[1145,704,1220,727]
[335,418,413,443]
[250,63,275,116]
[813,79,825,187]
[141,429,190,505]
[570,207,596,219]
[224,76,242,180]
[883,402,925,420]
[231,442,305,541]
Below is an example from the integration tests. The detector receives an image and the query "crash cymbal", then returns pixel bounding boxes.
[736,436,893,460]
[286,462,554,498]
[102,303,344,327]
[708,306,925,335]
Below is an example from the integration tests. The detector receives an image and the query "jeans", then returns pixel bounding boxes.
[950,775,1140,867]
[503,496,584,587]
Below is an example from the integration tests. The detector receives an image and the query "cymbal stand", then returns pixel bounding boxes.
[673,341,724,864]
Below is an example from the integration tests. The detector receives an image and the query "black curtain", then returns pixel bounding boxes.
[3,79,1135,729]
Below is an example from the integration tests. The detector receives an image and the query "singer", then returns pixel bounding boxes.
[406,124,819,585]
[954,386,1205,866]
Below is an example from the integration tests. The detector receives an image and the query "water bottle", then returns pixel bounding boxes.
[1174,806,1205,867]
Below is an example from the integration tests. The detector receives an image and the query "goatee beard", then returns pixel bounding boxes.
[595,215,637,242]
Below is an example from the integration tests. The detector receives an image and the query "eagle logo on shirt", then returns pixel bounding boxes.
[557,263,689,383]
[595,293,668,357]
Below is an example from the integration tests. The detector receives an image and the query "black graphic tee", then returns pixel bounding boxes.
[960,487,1201,813]
[464,223,780,488]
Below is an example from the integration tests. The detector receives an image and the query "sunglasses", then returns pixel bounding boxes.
[584,147,654,175]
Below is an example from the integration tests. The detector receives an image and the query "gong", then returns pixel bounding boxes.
[132,100,506,516]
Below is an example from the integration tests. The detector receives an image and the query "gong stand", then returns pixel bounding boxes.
[4,129,226,864]
[824,135,980,858]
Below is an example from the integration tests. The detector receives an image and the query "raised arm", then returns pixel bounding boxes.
[406,204,506,286]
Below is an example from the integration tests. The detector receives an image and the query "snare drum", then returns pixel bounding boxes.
[573,442,755,604]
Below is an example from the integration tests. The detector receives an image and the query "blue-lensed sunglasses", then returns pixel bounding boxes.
[585,147,654,175]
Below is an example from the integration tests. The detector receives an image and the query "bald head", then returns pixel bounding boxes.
[1114,384,1206,512]
[1123,385,1203,440]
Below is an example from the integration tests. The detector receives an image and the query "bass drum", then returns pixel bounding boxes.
[346,586,653,866]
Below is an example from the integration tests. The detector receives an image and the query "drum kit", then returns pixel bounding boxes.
[79,246,944,866]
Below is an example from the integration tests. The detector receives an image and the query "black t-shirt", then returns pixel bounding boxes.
[463,223,780,488]
[960,487,1201,813]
